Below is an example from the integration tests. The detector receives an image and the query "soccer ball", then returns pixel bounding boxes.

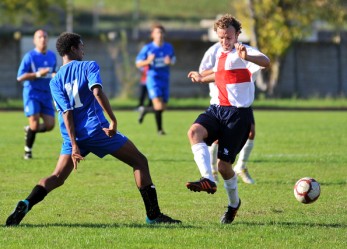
[293,177,320,204]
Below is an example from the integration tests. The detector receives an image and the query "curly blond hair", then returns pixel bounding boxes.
[214,14,242,34]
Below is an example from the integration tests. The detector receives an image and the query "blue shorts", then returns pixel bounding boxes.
[60,130,128,158]
[23,89,55,117]
[194,105,252,163]
[147,82,169,103]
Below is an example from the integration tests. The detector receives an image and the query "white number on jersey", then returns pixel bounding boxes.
[65,79,83,108]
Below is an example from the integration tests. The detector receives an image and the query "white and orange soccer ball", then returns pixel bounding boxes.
[294,177,321,204]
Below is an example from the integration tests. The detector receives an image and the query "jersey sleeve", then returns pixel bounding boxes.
[245,46,266,74]
[17,53,32,80]
[136,45,149,63]
[199,49,215,72]
[200,43,220,73]
[86,61,102,90]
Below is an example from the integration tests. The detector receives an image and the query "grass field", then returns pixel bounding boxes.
[0,110,346,249]
[2,97,347,110]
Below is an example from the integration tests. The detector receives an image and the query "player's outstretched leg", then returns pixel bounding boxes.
[112,140,181,224]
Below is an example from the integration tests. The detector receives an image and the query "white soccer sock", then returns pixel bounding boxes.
[208,143,218,173]
[235,139,254,170]
[224,174,239,208]
[192,143,214,182]
[24,146,32,152]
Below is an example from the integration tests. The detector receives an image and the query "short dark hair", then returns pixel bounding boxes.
[56,32,81,56]
[214,14,242,34]
[151,23,165,33]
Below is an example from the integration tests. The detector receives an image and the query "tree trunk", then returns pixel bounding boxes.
[267,58,280,96]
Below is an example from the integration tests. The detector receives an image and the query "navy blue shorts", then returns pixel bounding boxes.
[194,105,252,163]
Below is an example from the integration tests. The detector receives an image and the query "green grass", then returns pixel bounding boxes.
[1,110,346,249]
[1,97,347,110]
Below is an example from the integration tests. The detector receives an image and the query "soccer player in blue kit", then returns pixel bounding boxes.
[136,24,176,135]
[17,29,57,159]
[6,32,181,226]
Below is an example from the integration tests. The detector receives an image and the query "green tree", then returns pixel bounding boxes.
[0,0,66,28]
[232,0,347,96]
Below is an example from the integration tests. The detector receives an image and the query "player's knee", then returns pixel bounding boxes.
[132,152,149,170]
[139,153,148,167]
[45,123,55,131]
[44,118,55,131]
[29,124,40,131]
[218,161,233,178]
[187,124,199,139]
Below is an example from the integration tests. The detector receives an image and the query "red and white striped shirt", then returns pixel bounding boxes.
[212,45,265,107]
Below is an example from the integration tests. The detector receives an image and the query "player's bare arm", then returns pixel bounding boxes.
[164,55,173,65]
[136,54,156,68]
[62,110,84,169]
[188,71,215,83]
[234,43,270,68]
[92,85,118,137]
[17,68,52,82]
[200,69,214,77]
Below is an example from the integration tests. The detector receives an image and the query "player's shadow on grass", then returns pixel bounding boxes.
[4,223,196,229]
[237,221,347,228]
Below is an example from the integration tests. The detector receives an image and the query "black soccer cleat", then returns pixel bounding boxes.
[186,177,217,194]
[6,200,29,226]
[24,151,32,160]
[146,213,182,224]
[220,199,241,224]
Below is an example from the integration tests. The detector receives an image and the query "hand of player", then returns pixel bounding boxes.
[147,54,155,64]
[102,121,117,138]
[164,55,171,65]
[71,146,84,170]
[187,71,202,83]
[39,68,50,77]
[234,42,247,60]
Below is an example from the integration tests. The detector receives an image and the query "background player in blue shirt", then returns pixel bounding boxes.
[6,32,181,226]
[17,29,57,159]
[136,24,176,135]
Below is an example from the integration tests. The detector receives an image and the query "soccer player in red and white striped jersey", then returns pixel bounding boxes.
[186,14,270,224]
[200,42,257,185]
